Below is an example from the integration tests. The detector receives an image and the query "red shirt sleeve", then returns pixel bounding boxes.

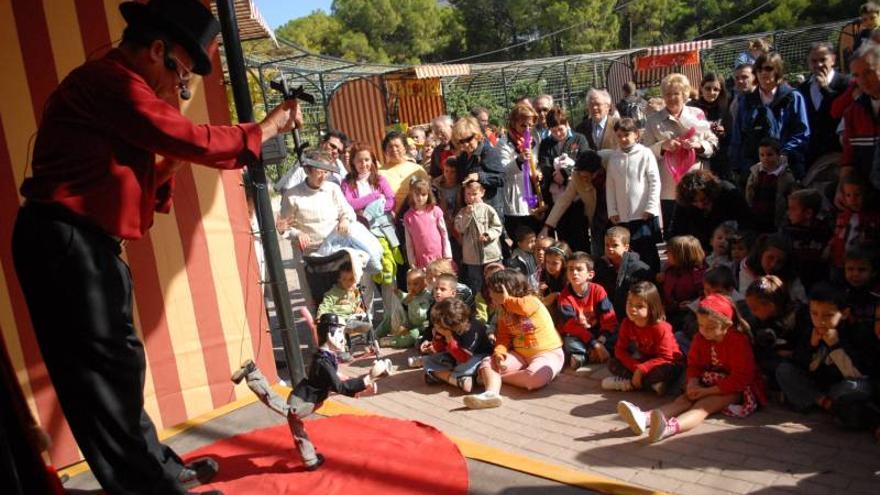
[715,331,758,395]
[635,322,681,375]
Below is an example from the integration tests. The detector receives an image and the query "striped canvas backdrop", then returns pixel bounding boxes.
[0,0,276,468]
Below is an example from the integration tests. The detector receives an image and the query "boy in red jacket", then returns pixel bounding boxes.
[557,252,618,370]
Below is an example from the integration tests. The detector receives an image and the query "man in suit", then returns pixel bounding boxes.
[798,41,850,168]
[575,89,620,153]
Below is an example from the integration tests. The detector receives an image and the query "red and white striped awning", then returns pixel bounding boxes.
[413,64,471,79]
[645,40,713,56]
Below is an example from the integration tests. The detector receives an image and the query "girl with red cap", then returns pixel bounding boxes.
[617,294,765,443]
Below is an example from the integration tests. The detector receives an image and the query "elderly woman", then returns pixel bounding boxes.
[429,115,455,178]
[278,151,383,310]
[451,116,507,227]
[729,52,810,179]
[498,102,542,235]
[574,88,620,152]
[668,170,753,252]
[379,130,429,216]
[642,73,719,236]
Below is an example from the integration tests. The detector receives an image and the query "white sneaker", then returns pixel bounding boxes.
[617,401,647,436]
[649,409,671,443]
[463,391,503,409]
[601,376,634,391]
[407,356,424,368]
[651,381,667,396]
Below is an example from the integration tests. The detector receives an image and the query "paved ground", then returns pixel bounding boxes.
[65,399,599,495]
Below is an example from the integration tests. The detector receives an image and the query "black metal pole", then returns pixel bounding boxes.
[216,0,305,384]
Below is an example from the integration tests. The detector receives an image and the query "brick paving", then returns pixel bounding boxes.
[275,234,880,495]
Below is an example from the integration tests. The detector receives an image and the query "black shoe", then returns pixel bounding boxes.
[179,457,219,489]
[305,453,325,471]
[231,359,256,384]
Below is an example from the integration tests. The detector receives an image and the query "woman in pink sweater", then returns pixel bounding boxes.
[341,142,395,220]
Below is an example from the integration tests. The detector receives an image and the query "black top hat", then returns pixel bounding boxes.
[120,0,221,76]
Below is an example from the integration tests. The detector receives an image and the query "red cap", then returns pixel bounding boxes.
[698,294,735,321]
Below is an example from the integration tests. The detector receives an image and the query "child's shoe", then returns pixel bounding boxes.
[648,409,679,443]
[569,353,585,371]
[304,453,325,471]
[617,401,648,435]
[602,376,634,391]
[378,336,396,347]
[407,356,424,368]
[463,391,502,409]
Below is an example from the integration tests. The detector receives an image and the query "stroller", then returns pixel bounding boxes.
[300,248,382,359]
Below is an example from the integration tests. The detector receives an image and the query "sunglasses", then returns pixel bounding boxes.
[324,142,342,152]
[457,134,477,146]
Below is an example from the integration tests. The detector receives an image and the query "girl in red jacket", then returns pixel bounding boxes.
[617,294,765,443]
[602,282,683,395]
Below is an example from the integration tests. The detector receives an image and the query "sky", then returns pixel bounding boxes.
[253,0,334,29]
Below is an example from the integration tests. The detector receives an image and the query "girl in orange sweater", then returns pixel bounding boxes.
[463,269,564,409]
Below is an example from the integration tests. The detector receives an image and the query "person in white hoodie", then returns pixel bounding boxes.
[605,118,663,273]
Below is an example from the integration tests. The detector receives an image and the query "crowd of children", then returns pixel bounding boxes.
[291,31,880,445]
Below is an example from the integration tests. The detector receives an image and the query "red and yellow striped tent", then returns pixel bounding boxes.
[0,0,277,469]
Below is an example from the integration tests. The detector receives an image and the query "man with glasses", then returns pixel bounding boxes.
[11,1,301,494]
[276,129,349,192]
[533,94,554,141]
[429,115,455,178]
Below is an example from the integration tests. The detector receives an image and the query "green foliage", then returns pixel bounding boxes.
[443,87,506,125]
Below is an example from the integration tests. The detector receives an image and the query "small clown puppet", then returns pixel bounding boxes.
[232,313,392,470]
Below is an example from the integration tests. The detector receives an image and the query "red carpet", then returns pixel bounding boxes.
[184,414,468,494]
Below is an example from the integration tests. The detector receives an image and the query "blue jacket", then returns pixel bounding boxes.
[729,83,810,177]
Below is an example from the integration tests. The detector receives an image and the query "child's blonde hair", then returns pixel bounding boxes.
[605,226,631,245]
[627,281,665,324]
[666,235,705,269]
[426,258,457,278]
[408,179,436,209]
[745,275,790,312]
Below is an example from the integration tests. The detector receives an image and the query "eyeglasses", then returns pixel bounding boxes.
[457,134,477,146]
[324,142,342,152]
[167,53,193,82]
[758,66,775,73]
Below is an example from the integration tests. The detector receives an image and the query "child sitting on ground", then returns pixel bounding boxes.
[475,262,505,333]
[745,275,806,386]
[776,283,879,432]
[705,223,736,271]
[739,233,808,303]
[463,270,565,409]
[779,188,832,290]
[423,298,492,393]
[425,258,474,308]
[745,138,798,233]
[594,226,654,320]
[507,226,539,288]
[601,282,683,396]
[729,230,756,287]
[539,242,570,307]
[659,235,706,330]
[454,180,504,295]
[617,294,765,443]
[558,251,619,370]
[827,174,880,276]
[840,247,880,336]
[376,269,432,349]
[676,266,749,357]
[533,236,555,281]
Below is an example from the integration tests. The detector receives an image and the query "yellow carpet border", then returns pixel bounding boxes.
[59,385,671,495]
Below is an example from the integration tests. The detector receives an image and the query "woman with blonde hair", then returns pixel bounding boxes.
[642,73,718,237]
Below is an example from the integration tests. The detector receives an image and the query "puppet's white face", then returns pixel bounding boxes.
[326,325,347,353]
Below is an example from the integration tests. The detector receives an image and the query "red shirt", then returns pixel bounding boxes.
[687,329,762,396]
[21,49,263,240]
[614,319,682,374]
[557,282,618,342]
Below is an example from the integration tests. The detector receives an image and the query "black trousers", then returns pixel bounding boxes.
[12,203,188,495]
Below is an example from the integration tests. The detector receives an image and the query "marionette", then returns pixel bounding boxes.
[232,313,392,470]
